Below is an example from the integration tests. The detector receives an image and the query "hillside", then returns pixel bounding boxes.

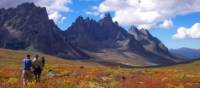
[0,49,200,88]
[0,48,102,67]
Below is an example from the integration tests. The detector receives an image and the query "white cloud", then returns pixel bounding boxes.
[86,11,100,16]
[173,23,200,39]
[0,0,72,23]
[159,20,173,29]
[60,17,67,23]
[86,6,101,16]
[89,0,200,29]
[37,0,71,23]
[49,12,62,23]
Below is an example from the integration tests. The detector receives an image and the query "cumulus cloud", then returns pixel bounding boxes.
[37,0,71,23]
[0,0,71,23]
[86,6,100,16]
[173,23,200,39]
[48,12,62,23]
[88,0,200,29]
[159,20,173,29]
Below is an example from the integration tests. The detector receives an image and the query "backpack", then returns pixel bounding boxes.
[23,58,32,70]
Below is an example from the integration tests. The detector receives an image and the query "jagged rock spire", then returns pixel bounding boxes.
[105,13,111,18]
[99,13,113,24]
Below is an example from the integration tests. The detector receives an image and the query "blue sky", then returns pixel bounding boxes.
[1,0,199,49]
[55,0,200,49]
[150,12,200,49]
[58,0,102,30]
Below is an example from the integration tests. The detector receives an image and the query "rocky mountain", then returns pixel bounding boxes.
[170,48,200,59]
[65,14,136,51]
[0,3,182,66]
[128,26,173,59]
[0,3,88,59]
[64,13,181,66]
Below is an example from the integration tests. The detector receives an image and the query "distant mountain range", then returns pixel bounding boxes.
[170,48,200,59]
[0,3,183,66]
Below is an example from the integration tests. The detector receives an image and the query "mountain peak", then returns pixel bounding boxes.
[130,25,138,29]
[105,13,111,18]
[75,16,84,22]
[128,26,139,34]
[99,13,113,24]
[77,16,84,20]
[103,13,112,21]
[139,28,151,36]
[129,26,139,31]
[17,2,36,9]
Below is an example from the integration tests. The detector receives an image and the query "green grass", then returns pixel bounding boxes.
[0,48,103,67]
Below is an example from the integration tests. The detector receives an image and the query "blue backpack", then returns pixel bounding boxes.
[22,58,32,70]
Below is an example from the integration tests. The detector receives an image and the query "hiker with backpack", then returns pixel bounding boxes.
[22,54,46,84]
[22,54,32,85]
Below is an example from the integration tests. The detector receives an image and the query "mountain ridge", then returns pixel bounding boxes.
[170,47,200,59]
[0,3,89,59]
[0,3,182,66]
[64,13,181,66]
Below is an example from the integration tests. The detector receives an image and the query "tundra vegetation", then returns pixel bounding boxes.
[0,49,200,88]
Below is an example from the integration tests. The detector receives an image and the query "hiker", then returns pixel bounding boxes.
[22,54,32,85]
[32,55,43,82]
